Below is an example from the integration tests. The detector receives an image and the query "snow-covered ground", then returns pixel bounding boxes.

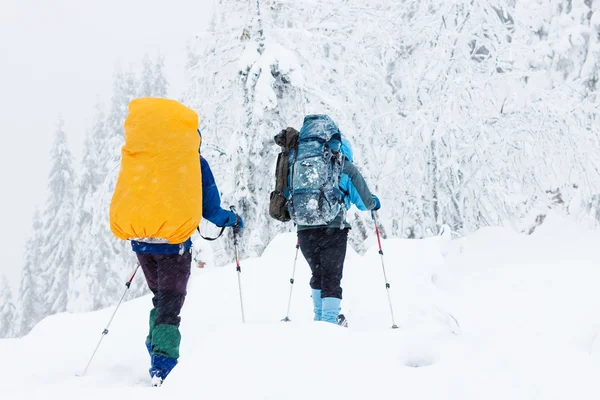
[4,213,600,399]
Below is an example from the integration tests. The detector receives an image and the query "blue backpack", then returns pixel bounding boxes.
[288,115,345,226]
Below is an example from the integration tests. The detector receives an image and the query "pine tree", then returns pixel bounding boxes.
[68,103,106,311]
[153,55,168,98]
[0,275,15,338]
[139,54,154,97]
[40,117,76,315]
[16,208,44,336]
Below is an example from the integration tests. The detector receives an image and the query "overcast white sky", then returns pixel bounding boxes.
[0,0,213,290]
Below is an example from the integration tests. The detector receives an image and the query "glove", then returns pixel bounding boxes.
[230,212,244,235]
[372,195,381,211]
[234,214,244,229]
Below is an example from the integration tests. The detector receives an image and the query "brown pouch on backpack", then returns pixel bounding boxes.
[269,127,299,222]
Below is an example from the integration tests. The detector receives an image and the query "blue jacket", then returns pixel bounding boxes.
[339,139,374,212]
[131,156,237,254]
[339,163,374,212]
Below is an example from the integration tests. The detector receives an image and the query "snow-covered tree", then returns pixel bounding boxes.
[362,0,600,236]
[153,55,168,98]
[139,55,154,97]
[16,208,45,336]
[0,275,15,338]
[139,54,168,98]
[514,0,599,96]
[183,0,259,264]
[39,117,76,315]
[68,103,107,312]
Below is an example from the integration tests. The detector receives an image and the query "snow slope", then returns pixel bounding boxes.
[4,213,600,399]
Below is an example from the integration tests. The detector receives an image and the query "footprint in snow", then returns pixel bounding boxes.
[399,341,439,368]
[403,354,437,368]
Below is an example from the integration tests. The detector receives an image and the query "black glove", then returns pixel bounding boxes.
[372,195,381,211]
[232,213,244,235]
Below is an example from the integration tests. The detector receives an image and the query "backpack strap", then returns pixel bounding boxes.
[197,225,227,241]
[337,154,348,199]
[339,187,350,200]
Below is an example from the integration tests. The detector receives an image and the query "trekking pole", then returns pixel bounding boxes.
[281,241,300,322]
[230,206,246,324]
[78,263,140,376]
[371,211,399,329]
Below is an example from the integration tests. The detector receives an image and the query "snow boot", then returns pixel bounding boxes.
[312,289,322,321]
[151,375,164,387]
[337,314,348,327]
[149,354,177,386]
[321,297,341,324]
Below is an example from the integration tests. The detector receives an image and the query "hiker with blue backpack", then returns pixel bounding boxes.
[270,115,380,326]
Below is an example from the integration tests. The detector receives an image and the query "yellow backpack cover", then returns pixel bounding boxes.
[110,98,202,244]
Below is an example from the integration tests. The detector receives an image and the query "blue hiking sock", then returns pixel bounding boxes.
[321,297,341,324]
[312,289,322,321]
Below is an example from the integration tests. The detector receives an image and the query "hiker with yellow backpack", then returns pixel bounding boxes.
[110,98,243,386]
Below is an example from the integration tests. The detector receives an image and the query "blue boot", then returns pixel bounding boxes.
[312,289,322,321]
[149,354,177,386]
[321,297,341,324]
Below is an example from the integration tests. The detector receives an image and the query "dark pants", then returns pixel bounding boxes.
[298,228,349,299]
[136,250,191,359]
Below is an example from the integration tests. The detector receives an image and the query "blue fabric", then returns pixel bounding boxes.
[341,138,353,162]
[201,157,238,228]
[372,195,381,210]
[312,288,322,321]
[339,174,368,211]
[321,297,341,324]
[150,354,178,380]
[131,239,191,255]
[339,139,368,211]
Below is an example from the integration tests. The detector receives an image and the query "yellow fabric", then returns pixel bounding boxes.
[110,98,202,244]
